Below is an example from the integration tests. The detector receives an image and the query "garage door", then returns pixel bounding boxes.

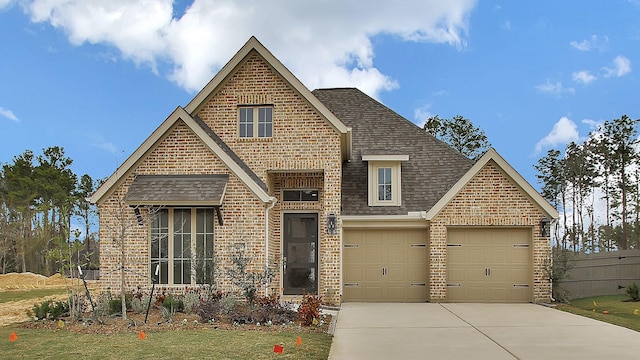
[447,228,532,303]
[343,228,428,302]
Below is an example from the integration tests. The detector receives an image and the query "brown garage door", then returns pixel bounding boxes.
[447,228,532,303]
[343,228,428,302]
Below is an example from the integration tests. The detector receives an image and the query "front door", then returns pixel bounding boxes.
[283,213,318,295]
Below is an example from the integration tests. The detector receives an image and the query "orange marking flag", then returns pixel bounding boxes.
[9,332,17,342]
[138,330,147,340]
[296,336,302,346]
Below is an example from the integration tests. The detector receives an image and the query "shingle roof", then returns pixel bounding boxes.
[312,88,474,215]
[192,115,268,192]
[125,174,229,206]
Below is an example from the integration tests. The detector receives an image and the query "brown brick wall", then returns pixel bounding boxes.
[429,160,552,303]
[99,52,343,305]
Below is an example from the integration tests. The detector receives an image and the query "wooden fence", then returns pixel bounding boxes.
[557,249,640,300]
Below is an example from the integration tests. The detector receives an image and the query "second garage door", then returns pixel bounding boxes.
[343,228,428,302]
[447,227,532,303]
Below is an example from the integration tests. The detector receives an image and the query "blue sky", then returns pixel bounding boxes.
[1,0,639,191]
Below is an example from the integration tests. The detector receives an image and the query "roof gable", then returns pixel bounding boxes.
[88,106,272,205]
[424,148,559,220]
[184,36,352,160]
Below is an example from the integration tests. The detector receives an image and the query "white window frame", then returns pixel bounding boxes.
[367,161,402,206]
[150,208,215,286]
[238,106,273,138]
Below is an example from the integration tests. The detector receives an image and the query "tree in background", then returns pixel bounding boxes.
[424,115,492,159]
[535,115,640,252]
[0,147,98,275]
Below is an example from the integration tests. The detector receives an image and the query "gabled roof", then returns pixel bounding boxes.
[313,88,474,216]
[88,106,273,205]
[424,148,559,220]
[185,36,352,160]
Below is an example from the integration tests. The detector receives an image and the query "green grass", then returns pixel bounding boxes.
[0,325,332,360]
[0,288,68,303]
[557,294,640,332]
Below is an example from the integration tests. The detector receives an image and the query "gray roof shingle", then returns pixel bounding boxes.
[312,88,474,215]
[125,174,229,205]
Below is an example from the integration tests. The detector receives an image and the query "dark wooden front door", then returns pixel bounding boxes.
[283,213,318,295]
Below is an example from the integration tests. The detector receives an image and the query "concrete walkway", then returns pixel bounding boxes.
[328,303,640,360]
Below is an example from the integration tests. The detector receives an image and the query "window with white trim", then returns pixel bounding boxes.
[367,161,402,206]
[239,106,272,138]
[150,208,215,285]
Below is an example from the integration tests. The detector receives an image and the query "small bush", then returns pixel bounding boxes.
[626,283,639,301]
[195,298,221,323]
[109,300,123,315]
[256,295,296,325]
[220,294,237,314]
[182,291,200,314]
[162,294,182,312]
[131,297,145,314]
[28,300,69,320]
[298,294,321,326]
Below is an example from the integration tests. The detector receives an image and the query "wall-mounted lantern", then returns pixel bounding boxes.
[327,212,337,235]
[540,217,550,237]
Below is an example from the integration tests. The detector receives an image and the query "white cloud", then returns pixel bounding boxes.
[0,106,19,122]
[413,104,433,127]
[535,116,580,154]
[0,0,15,10]
[535,79,575,95]
[22,0,477,97]
[603,55,632,77]
[501,20,511,31]
[581,118,601,130]
[572,70,596,84]
[569,34,609,52]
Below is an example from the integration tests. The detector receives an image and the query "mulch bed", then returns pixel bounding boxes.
[19,310,332,335]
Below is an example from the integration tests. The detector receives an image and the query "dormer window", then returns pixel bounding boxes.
[362,154,409,207]
[239,106,272,138]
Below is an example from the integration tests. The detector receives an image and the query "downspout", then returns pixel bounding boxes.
[264,197,277,296]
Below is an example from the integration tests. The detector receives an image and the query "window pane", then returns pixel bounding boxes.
[377,167,392,201]
[258,107,272,137]
[151,209,169,284]
[239,108,254,137]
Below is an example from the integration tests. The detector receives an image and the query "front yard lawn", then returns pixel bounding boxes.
[556,295,640,332]
[1,325,332,359]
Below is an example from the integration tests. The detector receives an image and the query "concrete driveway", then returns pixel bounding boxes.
[328,303,640,360]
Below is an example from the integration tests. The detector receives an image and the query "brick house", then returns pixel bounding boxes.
[89,37,558,305]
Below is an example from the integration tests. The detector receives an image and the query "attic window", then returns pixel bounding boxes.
[239,106,272,138]
[362,154,408,207]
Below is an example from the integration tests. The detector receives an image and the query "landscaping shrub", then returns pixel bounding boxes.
[195,298,221,323]
[297,294,321,326]
[626,283,639,301]
[28,300,69,320]
[182,290,201,314]
[256,295,296,324]
[162,294,182,312]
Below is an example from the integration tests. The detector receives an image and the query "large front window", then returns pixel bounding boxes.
[151,208,214,285]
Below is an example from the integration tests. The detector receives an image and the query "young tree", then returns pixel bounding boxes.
[534,149,567,248]
[601,115,639,249]
[424,115,491,159]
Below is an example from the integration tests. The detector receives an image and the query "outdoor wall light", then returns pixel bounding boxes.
[327,212,337,235]
[540,217,550,237]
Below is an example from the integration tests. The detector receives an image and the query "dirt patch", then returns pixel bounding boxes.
[0,272,71,290]
[0,272,98,326]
